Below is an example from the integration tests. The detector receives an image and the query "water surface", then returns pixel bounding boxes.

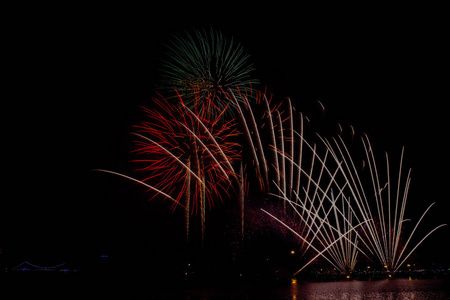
[155,279,450,299]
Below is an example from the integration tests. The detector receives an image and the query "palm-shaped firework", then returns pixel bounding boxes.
[160,28,258,114]
[261,125,447,275]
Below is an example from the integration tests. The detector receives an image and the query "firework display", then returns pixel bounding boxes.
[258,114,447,275]
[100,91,240,243]
[159,28,258,114]
[97,28,446,276]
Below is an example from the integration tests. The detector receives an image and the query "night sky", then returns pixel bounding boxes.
[2,5,449,274]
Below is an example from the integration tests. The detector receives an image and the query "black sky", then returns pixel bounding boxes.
[2,5,449,269]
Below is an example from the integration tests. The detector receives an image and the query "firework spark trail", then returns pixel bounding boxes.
[160,28,257,113]
[286,190,332,250]
[332,194,359,272]
[239,162,245,241]
[264,95,280,192]
[292,129,356,253]
[233,92,443,273]
[94,169,184,207]
[184,105,236,175]
[240,91,270,190]
[287,98,294,200]
[261,208,341,271]
[269,136,371,270]
[151,30,254,243]
[361,137,395,266]
[274,141,348,213]
[136,28,447,267]
[97,73,446,271]
[361,137,409,270]
[393,203,446,271]
[228,90,363,271]
[391,147,406,264]
[314,132,447,273]
[262,106,445,274]
[295,113,304,201]
[261,206,368,275]
[294,219,367,275]
[132,132,205,185]
[298,187,340,255]
[301,147,328,243]
[392,169,411,264]
[272,182,368,265]
[313,193,367,269]
[321,134,397,267]
[184,161,191,241]
[153,30,253,242]
[228,90,263,186]
[127,91,243,244]
[228,88,293,193]
[317,134,385,262]
[276,110,286,210]
[296,149,338,250]
[301,162,354,256]
[180,123,230,181]
[394,224,447,273]
[272,148,370,273]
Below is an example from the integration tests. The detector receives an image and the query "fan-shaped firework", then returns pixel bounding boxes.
[226,87,446,274]
[319,134,447,274]
[255,110,369,275]
[160,28,258,114]
[258,113,447,275]
[227,88,364,274]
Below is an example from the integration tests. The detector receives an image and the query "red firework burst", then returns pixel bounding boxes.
[132,90,241,214]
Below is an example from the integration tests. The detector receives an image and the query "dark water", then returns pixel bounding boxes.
[153,279,450,299]
[3,274,449,299]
